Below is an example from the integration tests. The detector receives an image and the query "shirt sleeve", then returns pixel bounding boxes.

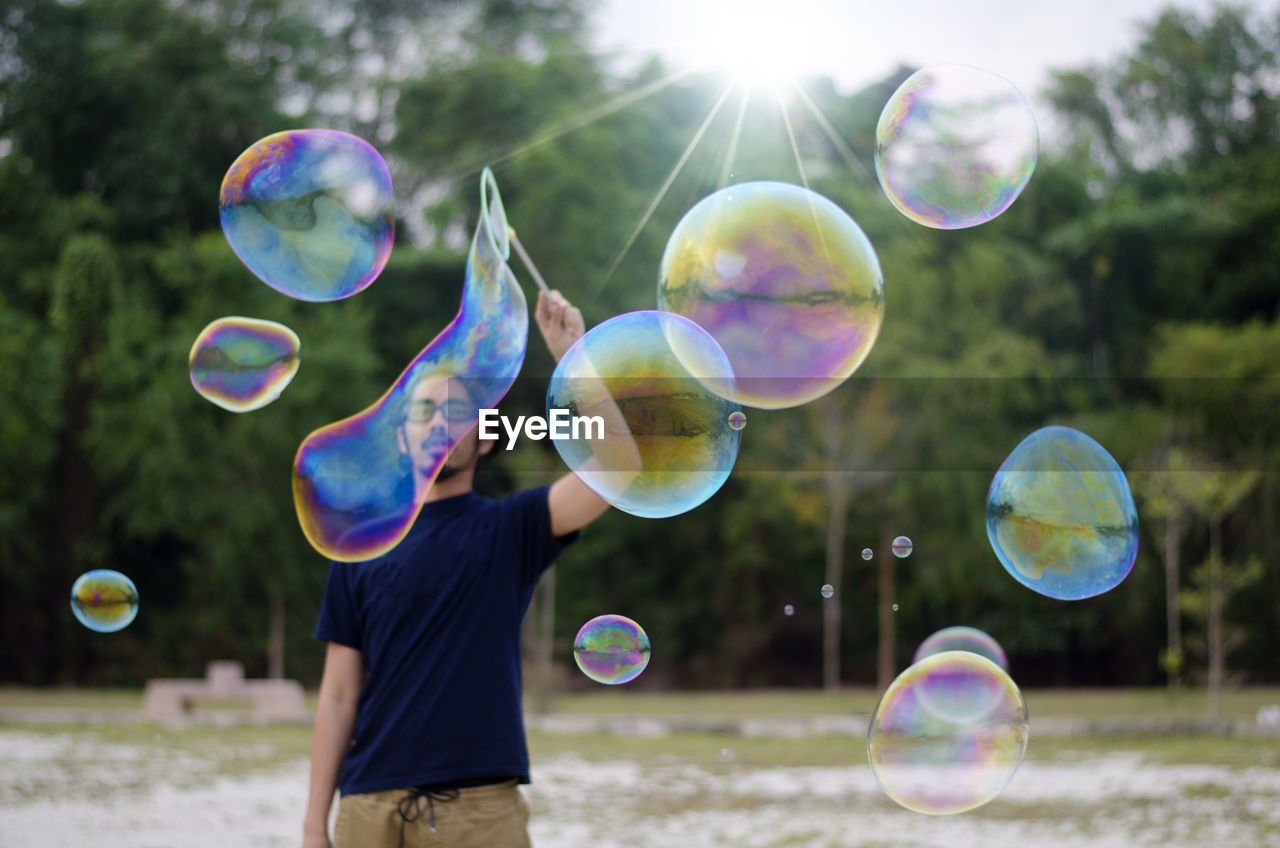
[314,562,363,650]
[503,484,578,585]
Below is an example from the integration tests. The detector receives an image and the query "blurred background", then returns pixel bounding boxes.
[1,0,1277,707]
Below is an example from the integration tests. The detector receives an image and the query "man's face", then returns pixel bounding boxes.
[397,375,485,481]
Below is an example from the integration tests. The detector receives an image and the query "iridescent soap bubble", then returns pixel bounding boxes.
[294,169,526,561]
[220,129,394,301]
[573,614,651,685]
[189,316,300,412]
[987,425,1139,600]
[820,584,834,599]
[658,181,884,410]
[783,604,795,616]
[70,569,139,633]
[875,64,1038,229]
[914,626,1008,670]
[868,651,1029,815]
[727,410,747,431]
[861,548,874,561]
[546,310,741,519]
[891,535,913,558]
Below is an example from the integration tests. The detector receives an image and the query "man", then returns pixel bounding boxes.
[302,289,609,848]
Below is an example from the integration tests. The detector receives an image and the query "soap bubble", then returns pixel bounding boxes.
[70,569,139,633]
[783,604,795,616]
[987,425,1139,600]
[294,169,525,562]
[914,626,1008,670]
[220,129,394,301]
[546,310,741,519]
[820,584,834,599]
[727,410,747,430]
[188,316,300,412]
[574,614,651,685]
[875,64,1038,229]
[868,651,1029,815]
[891,535,913,558]
[861,548,874,561]
[892,603,899,612]
[658,181,884,409]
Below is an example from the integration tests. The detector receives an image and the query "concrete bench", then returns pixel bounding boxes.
[142,661,310,722]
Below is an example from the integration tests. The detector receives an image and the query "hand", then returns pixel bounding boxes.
[302,829,332,848]
[536,289,584,363]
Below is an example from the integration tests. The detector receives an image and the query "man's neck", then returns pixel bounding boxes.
[421,470,475,502]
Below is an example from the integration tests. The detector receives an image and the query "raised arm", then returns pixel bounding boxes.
[302,642,364,848]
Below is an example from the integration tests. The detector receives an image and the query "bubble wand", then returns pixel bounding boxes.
[508,228,551,294]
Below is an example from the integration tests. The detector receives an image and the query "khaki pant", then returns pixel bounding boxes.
[333,779,531,848]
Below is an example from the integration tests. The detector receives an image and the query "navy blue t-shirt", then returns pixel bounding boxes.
[314,485,574,796]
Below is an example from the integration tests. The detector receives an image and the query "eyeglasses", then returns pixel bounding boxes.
[406,398,473,424]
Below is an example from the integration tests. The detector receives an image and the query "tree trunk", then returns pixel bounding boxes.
[268,592,285,679]
[877,543,896,690]
[1164,512,1183,691]
[822,476,851,691]
[535,565,556,714]
[1207,517,1224,719]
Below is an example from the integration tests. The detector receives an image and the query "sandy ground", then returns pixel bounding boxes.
[2,729,1279,848]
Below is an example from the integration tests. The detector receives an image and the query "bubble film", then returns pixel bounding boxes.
[820,584,834,599]
[868,651,1029,815]
[891,535,913,558]
[914,626,1008,670]
[987,425,1139,600]
[220,129,394,301]
[546,310,741,519]
[875,64,1038,229]
[293,169,526,562]
[573,614,650,685]
[188,316,300,412]
[727,410,747,430]
[70,569,139,633]
[861,548,874,561]
[658,182,884,409]
[783,604,795,616]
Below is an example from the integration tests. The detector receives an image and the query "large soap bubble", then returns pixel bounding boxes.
[573,614,651,685]
[876,64,1038,229]
[868,651,1029,815]
[987,425,1139,600]
[293,169,525,562]
[70,569,139,633]
[220,129,394,301]
[189,316,300,412]
[546,310,740,519]
[914,626,1008,670]
[658,181,884,410]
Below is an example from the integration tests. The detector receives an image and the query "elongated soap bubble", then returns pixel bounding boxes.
[546,310,741,519]
[658,182,884,410]
[987,425,1139,600]
[220,129,394,301]
[70,569,139,633]
[574,614,651,685]
[914,626,1008,670]
[293,169,525,562]
[189,316,300,412]
[868,651,1029,815]
[876,64,1038,229]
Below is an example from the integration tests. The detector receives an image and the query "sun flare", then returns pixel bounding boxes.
[693,0,819,90]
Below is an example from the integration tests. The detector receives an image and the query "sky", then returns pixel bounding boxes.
[590,0,1280,103]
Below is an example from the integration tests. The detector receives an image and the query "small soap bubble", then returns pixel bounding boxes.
[70,569,139,633]
[573,614,651,685]
[914,626,1008,670]
[876,64,1038,229]
[658,181,885,409]
[868,651,1029,815]
[892,603,899,612]
[727,410,747,431]
[861,548,873,561]
[220,129,395,301]
[547,310,741,519]
[986,425,1139,600]
[783,604,795,616]
[820,584,834,599]
[891,536,913,558]
[189,316,300,412]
